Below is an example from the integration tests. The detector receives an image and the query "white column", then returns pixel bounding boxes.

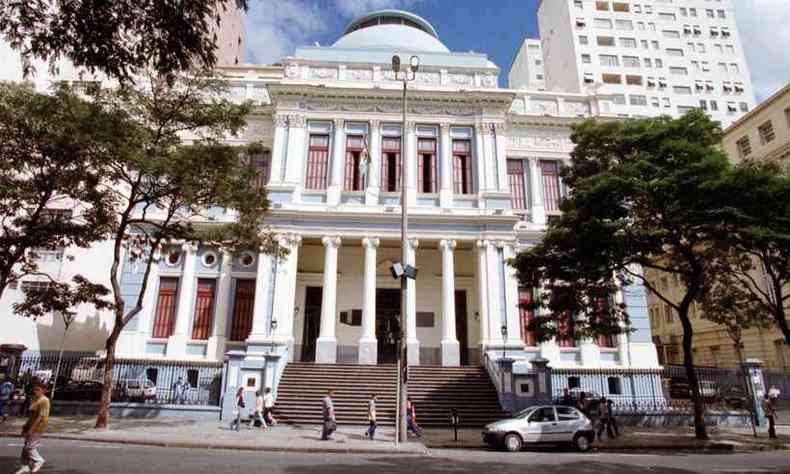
[439,122,453,208]
[247,252,274,341]
[365,120,381,205]
[474,123,488,193]
[500,242,523,347]
[537,281,561,365]
[272,234,302,359]
[268,114,289,184]
[316,236,341,363]
[167,243,198,357]
[284,115,306,201]
[327,118,345,205]
[359,237,380,365]
[406,238,420,365]
[207,251,233,359]
[404,121,417,207]
[485,241,504,345]
[494,123,509,193]
[529,158,547,225]
[440,239,460,367]
[482,123,498,190]
[475,240,490,350]
[580,337,601,367]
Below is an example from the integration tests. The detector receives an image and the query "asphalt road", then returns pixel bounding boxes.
[1,438,789,474]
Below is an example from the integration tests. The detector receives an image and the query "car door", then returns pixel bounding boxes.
[523,407,558,443]
[555,406,583,441]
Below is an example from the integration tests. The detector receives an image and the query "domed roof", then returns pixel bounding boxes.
[333,10,449,53]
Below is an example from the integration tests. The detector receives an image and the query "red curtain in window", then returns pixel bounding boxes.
[229,279,255,342]
[152,278,179,338]
[541,160,562,212]
[519,287,537,346]
[557,312,577,348]
[191,279,216,340]
[452,140,473,194]
[249,150,270,189]
[594,297,617,348]
[417,138,437,193]
[305,134,329,190]
[380,138,401,192]
[344,135,364,191]
[507,159,527,210]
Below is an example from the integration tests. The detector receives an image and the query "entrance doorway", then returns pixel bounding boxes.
[455,290,470,366]
[300,286,322,362]
[376,288,400,364]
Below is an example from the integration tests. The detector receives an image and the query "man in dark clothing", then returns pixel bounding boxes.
[763,394,778,439]
[561,388,574,407]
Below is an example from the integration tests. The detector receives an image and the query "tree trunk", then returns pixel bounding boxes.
[772,282,790,347]
[50,329,69,403]
[95,328,120,429]
[678,303,708,440]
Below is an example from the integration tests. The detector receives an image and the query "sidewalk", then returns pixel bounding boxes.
[423,425,790,452]
[0,416,427,455]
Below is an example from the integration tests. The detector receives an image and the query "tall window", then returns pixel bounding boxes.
[229,279,255,341]
[452,140,473,195]
[594,297,616,348]
[152,278,179,338]
[380,137,401,192]
[557,313,577,348]
[191,279,216,340]
[540,160,563,212]
[417,138,437,193]
[247,150,271,189]
[507,159,528,210]
[344,135,365,191]
[305,134,330,190]
[519,287,537,346]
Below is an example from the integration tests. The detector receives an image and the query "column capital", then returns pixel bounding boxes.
[439,239,457,251]
[405,120,417,133]
[274,114,289,128]
[370,119,381,130]
[439,122,452,133]
[333,118,344,128]
[278,233,303,249]
[475,239,490,250]
[361,237,380,249]
[288,114,306,128]
[493,122,507,134]
[495,239,516,250]
[408,238,420,250]
[181,242,198,253]
[322,235,342,248]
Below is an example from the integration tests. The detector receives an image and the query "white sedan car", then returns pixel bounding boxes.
[482,405,595,452]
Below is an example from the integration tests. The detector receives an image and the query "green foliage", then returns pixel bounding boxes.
[699,268,770,346]
[13,275,114,323]
[0,0,248,82]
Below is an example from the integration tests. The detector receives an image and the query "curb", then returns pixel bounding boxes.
[425,442,739,452]
[0,433,429,455]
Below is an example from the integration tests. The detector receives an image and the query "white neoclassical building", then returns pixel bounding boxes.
[1,11,660,381]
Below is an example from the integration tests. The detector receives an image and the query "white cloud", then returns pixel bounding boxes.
[242,0,423,65]
[733,0,790,101]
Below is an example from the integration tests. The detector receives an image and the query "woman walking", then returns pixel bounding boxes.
[365,394,377,439]
[406,397,422,438]
[229,387,245,431]
[249,390,267,430]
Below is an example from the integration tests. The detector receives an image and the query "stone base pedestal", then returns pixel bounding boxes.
[407,339,420,366]
[358,338,378,365]
[441,339,460,367]
[316,337,337,364]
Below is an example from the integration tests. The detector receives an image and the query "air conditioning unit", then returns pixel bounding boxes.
[734,85,744,93]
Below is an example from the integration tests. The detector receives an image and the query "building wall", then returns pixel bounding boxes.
[508,39,546,90]
[722,84,790,164]
[538,0,582,93]
[213,3,245,66]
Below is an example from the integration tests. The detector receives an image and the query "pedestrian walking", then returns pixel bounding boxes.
[768,385,781,402]
[576,391,589,418]
[365,394,377,440]
[321,388,337,441]
[249,390,267,431]
[762,394,778,439]
[0,378,13,423]
[15,382,49,474]
[596,396,615,440]
[561,388,573,407]
[263,387,277,426]
[605,398,619,437]
[172,377,189,404]
[229,387,245,431]
[406,397,422,438]
[20,370,33,416]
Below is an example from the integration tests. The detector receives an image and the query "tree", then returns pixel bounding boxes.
[710,161,790,347]
[91,71,277,429]
[0,82,121,315]
[511,110,733,440]
[0,0,248,82]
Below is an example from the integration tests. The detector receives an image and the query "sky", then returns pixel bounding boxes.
[243,0,790,101]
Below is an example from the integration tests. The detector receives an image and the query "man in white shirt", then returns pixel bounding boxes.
[263,388,277,426]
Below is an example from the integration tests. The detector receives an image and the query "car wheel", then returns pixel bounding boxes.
[573,433,592,453]
[503,433,522,452]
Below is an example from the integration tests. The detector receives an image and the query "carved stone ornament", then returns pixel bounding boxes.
[564,101,590,115]
[309,67,339,80]
[288,115,306,128]
[481,74,497,87]
[249,86,270,105]
[449,74,473,86]
[274,114,289,128]
[346,68,373,81]
[415,72,441,85]
[529,99,559,115]
[285,63,300,78]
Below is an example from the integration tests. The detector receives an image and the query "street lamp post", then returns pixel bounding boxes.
[392,54,419,446]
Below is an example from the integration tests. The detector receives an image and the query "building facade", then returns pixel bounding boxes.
[508,39,546,90]
[1,11,660,398]
[723,83,790,164]
[511,0,756,126]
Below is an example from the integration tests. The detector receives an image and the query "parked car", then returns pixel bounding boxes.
[668,378,719,401]
[482,405,595,452]
[721,385,748,410]
[115,379,157,402]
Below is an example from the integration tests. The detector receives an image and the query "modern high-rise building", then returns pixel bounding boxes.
[510,0,757,126]
[213,2,246,66]
[508,39,546,90]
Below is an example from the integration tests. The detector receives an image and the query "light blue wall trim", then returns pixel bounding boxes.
[266,217,515,235]
[380,195,400,205]
[623,280,653,343]
[268,191,293,204]
[485,197,512,209]
[417,197,439,206]
[186,343,208,357]
[341,194,365,205]
[145,342,167,356]
[302,193,327,204]
[120,256,146,332]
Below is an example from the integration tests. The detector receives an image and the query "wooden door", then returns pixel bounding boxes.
[455,290,469,366]
[376,288,401,364]
[301,286,323,362]
[191,279,216,340]
[229,279,255,342]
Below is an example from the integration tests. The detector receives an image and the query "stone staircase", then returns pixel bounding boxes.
[274,363,508,428]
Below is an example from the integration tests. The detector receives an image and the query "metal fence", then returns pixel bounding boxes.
[7,354,223,406]
[764,370,790,400]
[551,365,753,415]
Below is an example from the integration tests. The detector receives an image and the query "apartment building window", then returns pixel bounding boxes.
[726,45,735,54]
[714,44,724,55]
[612,94,626,105]
[702,61,710,71]
[596,1,610,11]
[651,97,660,108]
[663,304,673,324]
[620,37,637,48]
[699,99,708,111]
[662,29,680,39]
[152,278,179,338]
[706,9,714,18]
[229,279,255,341]
[678,106,695,115]
[519,287,538,346]
[717,9,726,19]
[633,4,641,14]
[245,149,271,190]
[540,160,563,212]
[581,53,592,64]
[599,54,619,67]
[652,40,660,49]
[710,26,719,37]
[597,35,616,47]
[691,60,700,71]
[626,75,643,86]
[662,97,671,108]
[730,63,740,73]
[602,73,622,84]
[673,86,692,95]
[710,100,718,111]
[574,0,583,9]
[191,279,216,340]
[644,58,653,67]
[648,22,656,31]
[740,102,749,113]
[417,137,437,194]
[507,159,529,210]
[629,94,647,106]
[20,281,51,296]
[679,7,687,16]
[758,121,775,145]
[579,35,589,45]
[594,18,613,29]
[616,19,634,30]
[637,21,645,30]
[736,136,752,158]
[622,56,640,67]
[644,5,652,14]
[557,313,577,348]
[640,39,649,49]
[666,48,684,57]
[655,58,663,68]
[452,139,473,195]
[612,2,629,12]
[697,43,706,53]
[379,136,401,192]
[689,8,697,17]
[718,62,728,73]
[669,66,688,75]
[305,134,330,190]
[576,17,587,28]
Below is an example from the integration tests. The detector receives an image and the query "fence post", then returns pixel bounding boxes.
[531,358,552,405]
